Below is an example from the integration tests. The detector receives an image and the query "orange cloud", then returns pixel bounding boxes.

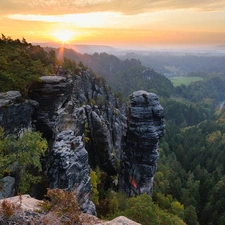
[1,0,225,16]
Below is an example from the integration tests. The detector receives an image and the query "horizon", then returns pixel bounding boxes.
[1,1,225,47]
[31,41,225,56]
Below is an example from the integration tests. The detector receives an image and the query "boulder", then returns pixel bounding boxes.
[0,176,15,199]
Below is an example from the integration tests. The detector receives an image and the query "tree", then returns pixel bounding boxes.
[0,128,48,194]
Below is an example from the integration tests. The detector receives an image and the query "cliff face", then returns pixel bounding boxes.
[73,71,126,175]
[48,130,96,215]
[119,90,165,196]
[28,75,96,214]
[0,91,37,136]
[0,69,165,214]
[27,70,125,214]
[28,76,73,139]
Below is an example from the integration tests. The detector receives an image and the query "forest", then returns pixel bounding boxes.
[1,35,225,225]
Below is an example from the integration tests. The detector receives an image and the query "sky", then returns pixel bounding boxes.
[1,0,225,48]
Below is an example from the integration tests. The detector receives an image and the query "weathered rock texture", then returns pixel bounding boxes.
[0,91,37,136]
[73,71,126,175]
[48,130,96,215]
[28,75,96,214]
[0,176,15,199]
[28,72,125,214]
[120,90,165,196]
[0,196,140,225]
[28,76,73,139]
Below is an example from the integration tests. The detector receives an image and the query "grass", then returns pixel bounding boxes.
[170,76,203,87]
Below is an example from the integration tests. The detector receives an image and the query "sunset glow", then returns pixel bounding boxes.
[52,29,74,44]
[1,0,225,47]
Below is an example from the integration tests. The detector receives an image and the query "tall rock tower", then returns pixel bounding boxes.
[120,90,165,196]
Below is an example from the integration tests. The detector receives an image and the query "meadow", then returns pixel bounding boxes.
[170,76,203,87]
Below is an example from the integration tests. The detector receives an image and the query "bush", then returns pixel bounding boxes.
[107,194,186,225]
[38,188,81,224]
[0,196,22,219]
[0,128,48,194]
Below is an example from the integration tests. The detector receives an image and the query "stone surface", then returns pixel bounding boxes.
[28,76,73,139]
[120,90,165,196]
[0,194,42,211]
[74,71,126,175]
[48,130,96,215]
[0,176,15,199]
[98,216,141,225]
[0,91,37,136]
[0,196,140,225]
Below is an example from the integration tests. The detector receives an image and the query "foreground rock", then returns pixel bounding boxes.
[48,130,96,215]
[120,90,165,196]
[0,196,140,225]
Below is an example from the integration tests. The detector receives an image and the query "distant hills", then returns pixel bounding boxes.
[33,42,117,54]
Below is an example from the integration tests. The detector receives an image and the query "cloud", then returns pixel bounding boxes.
[1,0,225,16]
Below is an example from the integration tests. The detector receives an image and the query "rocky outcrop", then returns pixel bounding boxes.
[0,196,140,225]
[74,71,126,175]
[0,91,37,136]
[28,76,73,139]
[28,75,96,214]
[119,90,165,196]
[48,130,96,215]
[28,73,125,176]
[25,71,125,215]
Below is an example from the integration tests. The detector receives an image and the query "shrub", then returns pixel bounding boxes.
[0,199,21,219]
[0,128,48,194]
[38,188,81,224]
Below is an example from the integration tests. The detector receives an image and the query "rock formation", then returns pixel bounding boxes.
[0,91,37,136]
[0,68,165,218]
[0,195,141,225]
[48,130,96,215]
[27,71,125,213]
[119,90,165,196]
[73,71,126,175]
[28,75,96,214]
[28,76,73,139]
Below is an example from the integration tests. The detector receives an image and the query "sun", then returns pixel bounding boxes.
[53,29,74,44]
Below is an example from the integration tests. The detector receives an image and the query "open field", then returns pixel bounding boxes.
[170,76,203,87]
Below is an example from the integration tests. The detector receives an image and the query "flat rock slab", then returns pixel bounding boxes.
[40,76,66,83]
[0,91,22,107]
[0,194,42,211]
[0,197,141,225]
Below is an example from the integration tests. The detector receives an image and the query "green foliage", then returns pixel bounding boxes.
[106,65,173,98]
[38,188,80,224]
[62,57,77,73]
[108,195,119,215]
[0,127,9,178]
[0,35,57,95]
[0,128,48,194]
[184,205,198,225]
[90,168,101,205]
[107,194,186,225]
[175,74,225,104]
[170,76,203,87]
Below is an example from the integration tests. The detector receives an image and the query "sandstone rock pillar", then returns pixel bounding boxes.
[120,90,165,196]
